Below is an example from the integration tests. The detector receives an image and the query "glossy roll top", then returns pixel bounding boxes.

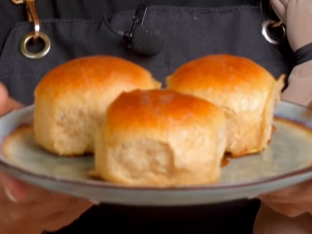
[167,54,285,157]
[34,56,161,156]
[93,89,227,186]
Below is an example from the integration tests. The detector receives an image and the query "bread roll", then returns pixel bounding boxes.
[92,89,227,186]
[166,54,285,157]
[34,56,161,156]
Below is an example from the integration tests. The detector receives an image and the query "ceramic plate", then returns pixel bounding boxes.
[0,102,312,206]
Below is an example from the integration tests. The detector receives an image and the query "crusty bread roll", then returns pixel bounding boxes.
[34,56,161,156]
[92,89,227,186]
[166,54,285,157]
[1,125,34,162]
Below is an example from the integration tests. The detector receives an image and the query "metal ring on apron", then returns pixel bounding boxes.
[261,20,286,45]
[20,31,51,59]
[11,0,51,59]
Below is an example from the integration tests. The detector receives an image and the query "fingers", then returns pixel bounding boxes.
[259,188,294,203]
[297,0,312,4]
[42,199,92,232]
[259,180,312,204]
[0,85,25,201]
[6,97,23,111]
[265,202,307,217]
[254,203,312,234]
[0,171,27,202]
[0,179,93,233]
[0,82,89,233]
[0,83,22,116]
[1,97,23,116]
[259,180,312,217]
[270,0,288,23]
[258,182,304,217]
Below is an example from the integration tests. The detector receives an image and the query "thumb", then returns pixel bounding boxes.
[270,0,288,23]
[6,97,23,112]
[0,83,22,116]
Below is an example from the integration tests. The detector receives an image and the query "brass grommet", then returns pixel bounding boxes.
[20,31,51,59]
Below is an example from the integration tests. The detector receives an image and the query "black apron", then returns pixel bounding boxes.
[0,0,294,233]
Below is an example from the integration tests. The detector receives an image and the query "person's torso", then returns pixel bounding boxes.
[0,0,293,104]
[0,1,294,233]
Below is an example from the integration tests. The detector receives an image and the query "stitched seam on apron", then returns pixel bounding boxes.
[11,5,260,28]
[114,5,260,16]
[0,72,46,76]
[150,6,259,14]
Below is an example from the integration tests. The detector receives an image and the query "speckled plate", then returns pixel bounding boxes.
[0,102,312,206]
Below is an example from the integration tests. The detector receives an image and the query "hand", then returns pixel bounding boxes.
[257,1,312,227]
[254,203,312,234]
[271,0,312,106]
[0,172,93,234]
[270,0,312,52]
[259,88,312,217]
[0,83,93,234]
[259,179,312,217]
[0,83,21,116]
[255,179,312,233]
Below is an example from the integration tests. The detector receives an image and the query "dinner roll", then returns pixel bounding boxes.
[92,89,227,186]
[166,54,285,157]
[34,56,161,156]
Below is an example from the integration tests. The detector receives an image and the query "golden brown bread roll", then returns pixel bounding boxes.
[34,56,161,156]
[166,54,285,157]
[92,89,227,186]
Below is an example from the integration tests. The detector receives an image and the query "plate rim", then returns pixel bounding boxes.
[0,101,312,192]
